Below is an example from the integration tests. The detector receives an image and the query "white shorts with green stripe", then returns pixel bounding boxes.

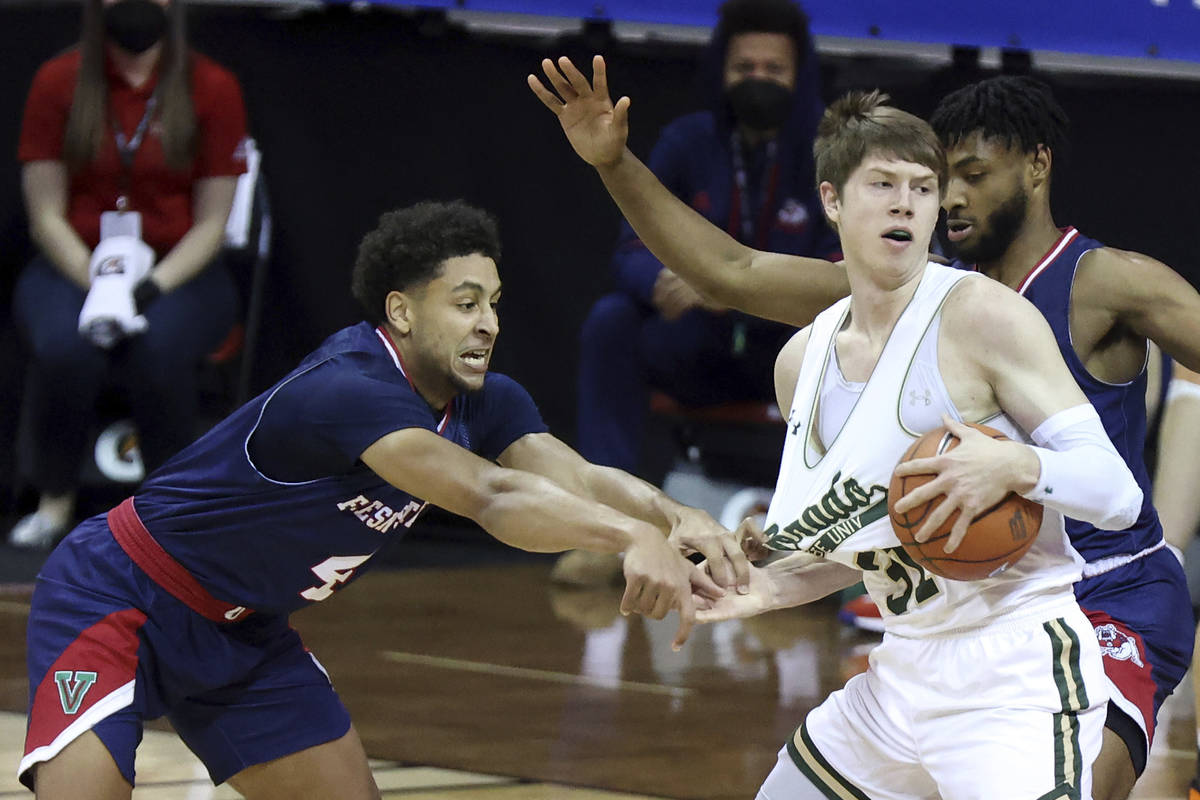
[759,601,1107,800]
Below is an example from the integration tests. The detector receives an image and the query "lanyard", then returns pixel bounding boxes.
[729,131,779,249]
[727,132,781,356]
[111,94,158,210]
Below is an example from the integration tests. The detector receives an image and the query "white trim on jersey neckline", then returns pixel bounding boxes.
[375,326,407,377]
[374,325,452,434]
[1017,227,1079,295]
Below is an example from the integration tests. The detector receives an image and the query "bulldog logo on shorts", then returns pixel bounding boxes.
[1095,623,1144,668]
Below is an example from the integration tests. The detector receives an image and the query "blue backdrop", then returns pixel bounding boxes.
[344,0,1200,63]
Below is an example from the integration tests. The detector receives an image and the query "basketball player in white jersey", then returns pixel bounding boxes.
[530,57,1144,798]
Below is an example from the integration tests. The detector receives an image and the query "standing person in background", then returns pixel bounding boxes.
[1152,363,1200,800]
[557,0,839,584]
[10,0,246,548]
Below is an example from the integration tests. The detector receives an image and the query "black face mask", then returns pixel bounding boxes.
[104,0,168,55]
[726,78,793,132]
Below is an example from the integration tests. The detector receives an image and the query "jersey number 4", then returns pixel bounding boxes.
[300,554,372,602]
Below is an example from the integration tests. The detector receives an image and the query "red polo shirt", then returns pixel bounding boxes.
[18,48,248,255]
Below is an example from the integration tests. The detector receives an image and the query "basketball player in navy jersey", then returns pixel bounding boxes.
[529,60,1200,800]
[928,77,1200,800]
[18,200,748,799]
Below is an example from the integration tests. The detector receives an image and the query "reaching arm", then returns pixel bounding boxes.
[149,175,238,293]
[1076,247,1200,372]
[609,127,696,305]
[365,428,664,555]
[22,160,92,289]
[361,427,704,645]
[1155,364,1200,552]
[499,432,749,590]
[594,151,845,325]
[696,551,861,623]
[528,55,849,327]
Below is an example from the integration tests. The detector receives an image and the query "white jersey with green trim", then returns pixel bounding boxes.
[763,262,1083,637]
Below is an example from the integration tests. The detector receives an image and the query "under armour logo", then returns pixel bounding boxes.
[908,389,931,407]
[54,670,97,715]
[788,411,803,436]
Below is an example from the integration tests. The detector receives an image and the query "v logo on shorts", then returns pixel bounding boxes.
[54,670,98,715]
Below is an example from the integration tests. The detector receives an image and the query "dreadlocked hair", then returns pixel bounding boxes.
[929,76,1070,165]
[814,89,946,194]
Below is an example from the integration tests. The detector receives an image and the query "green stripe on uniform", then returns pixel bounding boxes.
[1043,618,1090,711]
[1044,618,1088,798]
[786,725,873,800]
[1035,781,1079,800]
[1050,711,1083,798]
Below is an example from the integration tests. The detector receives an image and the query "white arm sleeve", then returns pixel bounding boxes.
[1021,404,1143,531]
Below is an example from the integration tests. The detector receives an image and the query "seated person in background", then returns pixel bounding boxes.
[10,0,247,548]
[558,0,838,584]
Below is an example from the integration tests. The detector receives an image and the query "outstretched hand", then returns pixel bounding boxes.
[527,55,630,169]
[667,508,751,594]
[622,531,725,651]
[693,561,777,623]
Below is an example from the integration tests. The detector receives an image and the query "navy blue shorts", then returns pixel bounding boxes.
[20,515,351,789]
[1076,546,1193,773]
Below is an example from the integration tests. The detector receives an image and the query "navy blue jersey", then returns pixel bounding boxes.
[132,322,547,614]
[960,228,1161,563]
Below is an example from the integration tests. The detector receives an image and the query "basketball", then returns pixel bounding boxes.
[888,423,1043,580]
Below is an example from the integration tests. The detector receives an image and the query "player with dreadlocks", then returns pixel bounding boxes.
[927,75,1200,800]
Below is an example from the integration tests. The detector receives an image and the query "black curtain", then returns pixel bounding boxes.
[1,3,1197,515]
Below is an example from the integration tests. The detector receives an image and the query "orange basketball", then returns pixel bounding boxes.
[888,423,1043,580]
